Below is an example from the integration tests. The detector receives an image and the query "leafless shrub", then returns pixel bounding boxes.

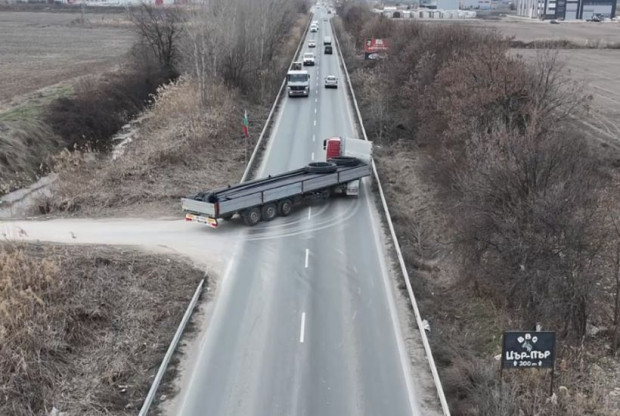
[182,0,308,104]
[44,69,167,152]
[456,123,604,337]
[130,3,185,78]
[45,77,245,215]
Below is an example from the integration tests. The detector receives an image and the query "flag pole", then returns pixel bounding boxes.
[242,110,249,168]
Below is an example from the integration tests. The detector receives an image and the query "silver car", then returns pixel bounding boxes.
[324,75,338,88]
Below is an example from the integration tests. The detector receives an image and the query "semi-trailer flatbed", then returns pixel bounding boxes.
[182,158,371,227]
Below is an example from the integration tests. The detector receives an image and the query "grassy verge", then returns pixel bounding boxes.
[0,242,204,416]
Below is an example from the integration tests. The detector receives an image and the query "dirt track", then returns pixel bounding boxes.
[1,218,241,272]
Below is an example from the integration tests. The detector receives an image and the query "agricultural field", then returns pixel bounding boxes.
[458,19,620,46]
[485,19,620,150]
[0,10,135,109]
[515,48,620,148]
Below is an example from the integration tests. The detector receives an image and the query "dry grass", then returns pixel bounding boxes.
[43,77,248,217]
[0,242,204,416]
[0,118,61,195]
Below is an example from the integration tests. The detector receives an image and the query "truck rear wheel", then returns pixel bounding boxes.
[261,203,277,221]
[242,207,261,226]
[278,199,293,216]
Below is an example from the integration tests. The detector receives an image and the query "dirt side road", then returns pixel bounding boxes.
[1,218,241,271]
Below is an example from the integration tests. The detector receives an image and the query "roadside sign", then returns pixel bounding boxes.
[364,38,390,60]
[502,331,555,369]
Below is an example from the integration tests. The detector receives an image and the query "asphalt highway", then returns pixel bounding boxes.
[170,7,439,416]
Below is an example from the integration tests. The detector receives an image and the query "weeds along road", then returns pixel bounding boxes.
[1,7,443,416]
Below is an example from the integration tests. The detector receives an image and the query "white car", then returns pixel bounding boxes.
[308,40,316,48]
[310,24,319,32]
[324,75,338,88]
[303,52,316,66]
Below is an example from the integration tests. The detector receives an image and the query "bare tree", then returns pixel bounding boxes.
[182,0,304,103]
[130,4,184,78]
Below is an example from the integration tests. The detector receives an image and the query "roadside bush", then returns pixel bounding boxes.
[130,4,184,79]
[44,68,168,152]
[457,124,605,337]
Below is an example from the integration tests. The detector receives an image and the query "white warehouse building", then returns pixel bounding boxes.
[514,0,617,19]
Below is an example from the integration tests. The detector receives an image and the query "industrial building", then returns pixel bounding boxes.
[515,0,617,19]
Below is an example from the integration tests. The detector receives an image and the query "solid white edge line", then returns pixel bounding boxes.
[300,312,306,343]
[305,248,309,268]
[333,18,451,416]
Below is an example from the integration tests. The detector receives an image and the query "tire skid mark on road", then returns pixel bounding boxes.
[247,203,329,234]
[246,198,360,241]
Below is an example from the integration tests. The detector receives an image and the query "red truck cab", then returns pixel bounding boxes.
[324,136,341,159]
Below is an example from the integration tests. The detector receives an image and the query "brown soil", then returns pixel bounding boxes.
[0,10,134,107]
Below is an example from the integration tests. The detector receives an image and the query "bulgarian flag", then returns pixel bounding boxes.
[242,110,249,139]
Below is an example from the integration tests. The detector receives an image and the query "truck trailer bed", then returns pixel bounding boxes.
[181,161,371,226]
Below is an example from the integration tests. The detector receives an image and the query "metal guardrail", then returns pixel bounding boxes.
[240,15,313,183]
[332,19,452,416]
[138,278,204,416]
